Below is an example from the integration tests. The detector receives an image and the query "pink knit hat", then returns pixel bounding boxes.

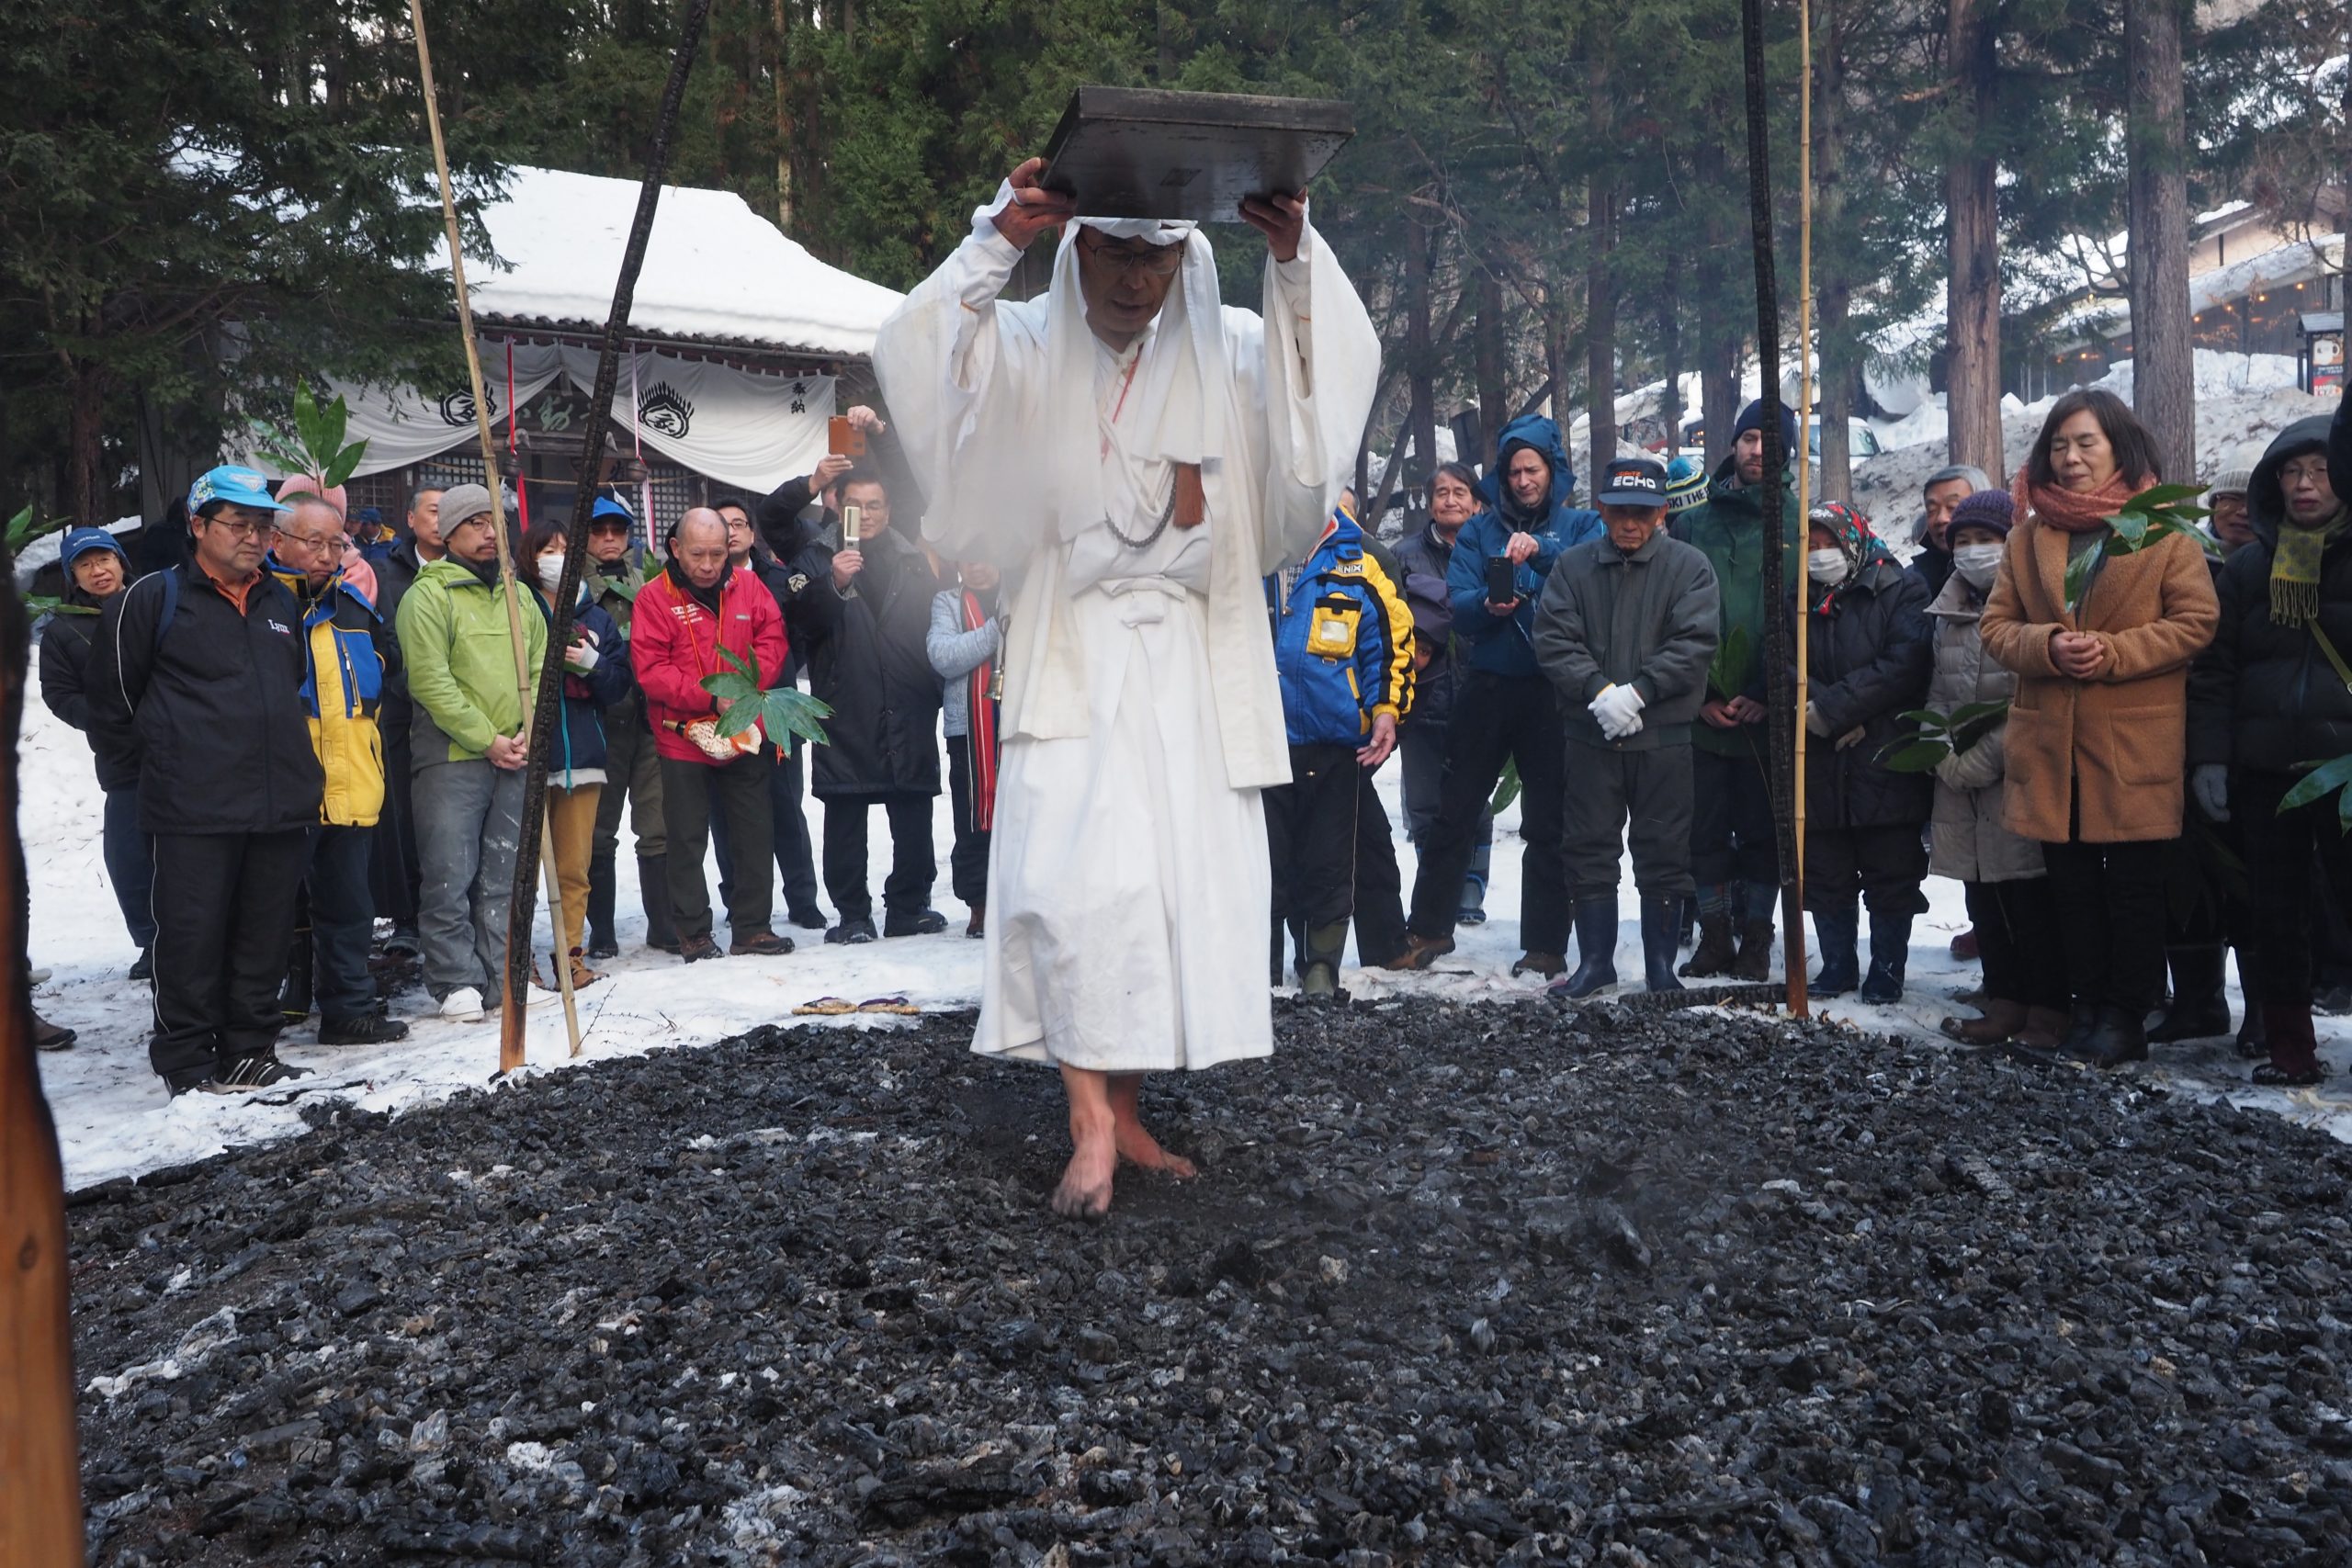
[277,474,348,518]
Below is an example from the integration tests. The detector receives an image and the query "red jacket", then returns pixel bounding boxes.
[630,563,790,764]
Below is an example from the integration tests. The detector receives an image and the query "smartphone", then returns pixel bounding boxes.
[828,415,867,458]
[842,502,865,543]
[1486,556,1517,606]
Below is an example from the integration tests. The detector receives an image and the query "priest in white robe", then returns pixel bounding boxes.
[874,156,1380,1215]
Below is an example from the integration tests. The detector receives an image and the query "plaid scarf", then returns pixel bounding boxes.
[2270,503,2348,629]
[960,590,1000,831]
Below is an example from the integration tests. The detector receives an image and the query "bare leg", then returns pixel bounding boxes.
[1052,1064,1117,1217]
[1108,1072,1197,1178]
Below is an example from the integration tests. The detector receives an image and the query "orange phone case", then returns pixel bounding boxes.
[828,416,867,457]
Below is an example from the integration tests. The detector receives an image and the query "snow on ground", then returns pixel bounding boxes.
[27,681,2352,1192]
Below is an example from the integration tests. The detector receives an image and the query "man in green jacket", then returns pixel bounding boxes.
[1670,400,1804,982]
[395,482,548,1021]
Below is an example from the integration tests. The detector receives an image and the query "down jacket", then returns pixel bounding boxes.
[1923,572,2042,884]
[1448,415,1604,680]
[2188,413,2352,777]
[1802,558,1934,830]
[629,562,790,767]
[271,561,400,828]
[529,588,635,787]
[1272,509,1413,748]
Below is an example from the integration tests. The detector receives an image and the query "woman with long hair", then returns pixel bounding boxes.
[1979,389,2219,1067]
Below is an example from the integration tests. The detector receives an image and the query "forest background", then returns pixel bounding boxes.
[3,0,2345,527]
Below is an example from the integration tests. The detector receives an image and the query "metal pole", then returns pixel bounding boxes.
[409,0,574,1068]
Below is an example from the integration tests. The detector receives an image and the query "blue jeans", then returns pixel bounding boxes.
[104,786,157,949]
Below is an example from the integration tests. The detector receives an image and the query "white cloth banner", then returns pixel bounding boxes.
[560,346,834,494]
[303,339,834,495]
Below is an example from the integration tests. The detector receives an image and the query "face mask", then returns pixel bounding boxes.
[1807,548,1850,586]
[1952,544,2004,588]
[536,555,566,595]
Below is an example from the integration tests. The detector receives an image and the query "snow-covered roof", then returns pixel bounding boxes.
[2188,232,2344,317]
[437,165,903,361]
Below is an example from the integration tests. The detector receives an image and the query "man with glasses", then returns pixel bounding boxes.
[394,482,548,1021]
[90,466,323,1094]
[267,494,410,1046]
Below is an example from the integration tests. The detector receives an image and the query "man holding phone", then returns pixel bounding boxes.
[1390,414,1603,979]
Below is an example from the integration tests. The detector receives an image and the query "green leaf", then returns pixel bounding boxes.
[714,701,764,739]
[600,577,640,604]
[1896,707,1951,732]
[761,689,833,755]
[700,670,761,704]
[716,643,756,682]
[319,389,347,461]
[1879,739,1951,773]
[2279,753,2352,812]
[2115,482,2210,512]
[1490,756,1522,816]
[2063,546,2098,614]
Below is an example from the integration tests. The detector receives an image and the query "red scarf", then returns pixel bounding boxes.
[961,590,999,831]
[2010,466,2150,536]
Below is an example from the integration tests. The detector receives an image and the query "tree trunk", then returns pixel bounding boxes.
[2126,0,2195,482]
[1695,144,1742,472]
[67,356,104,526]
[1585,44,1617,487]
[1815,0,1852,504]
[1476,265,1507,461]
[1544,291,1575,440]
[770,0,794,231]
[1944,0,2003,477]
[1658,248,1684,454]
[1406,217,1439,506]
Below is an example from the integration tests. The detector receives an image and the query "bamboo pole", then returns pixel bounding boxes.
[0,548,84,1566]
[1789,0,1814,1017]
[409,0,577,1068]
[504,0,716,1053]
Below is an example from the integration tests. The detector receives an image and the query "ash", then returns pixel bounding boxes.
[68,998,2352,1565]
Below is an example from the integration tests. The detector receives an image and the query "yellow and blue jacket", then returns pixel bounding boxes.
[1269,507,1413,748]
[269,560,395,828]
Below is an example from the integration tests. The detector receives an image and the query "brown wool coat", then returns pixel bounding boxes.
[1977,517,2219,844]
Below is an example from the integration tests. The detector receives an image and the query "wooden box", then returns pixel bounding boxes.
[1038,86,1354,224]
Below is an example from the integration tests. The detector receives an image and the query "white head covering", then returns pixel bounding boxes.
[1035,198,1228,542]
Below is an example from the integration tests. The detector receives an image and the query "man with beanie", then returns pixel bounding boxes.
[1532,457,1720,997]
[1910,464,1991,599]
[1671,399,1805,981]
[2207,460,2257,555]
[394,482,548,1021]
[579,494,675,956]
[89,467,321,1092]
[1391,413,1603,977]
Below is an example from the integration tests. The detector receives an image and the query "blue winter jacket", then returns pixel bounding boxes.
[529,589,634,786]
[1449,414,1604,679]
[1271,510,1414,748]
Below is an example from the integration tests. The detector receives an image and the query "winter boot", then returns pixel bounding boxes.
[30,1010,74,1051]
[1810,909,1860,997]
[2252,1004,2325,1087]
[1940,998,2027,1045]
[279,934,314,1024]
[2066,1004,2149,1070]
[1730,919,1776,981]
[1300,920,1349,1003]
[1681,916,1736,978]
[1556,899,1620,998]
[585,848,618,959]
[1639,897,1685,993]
[638,855,679,953]
[2147,943,2231,1043]
[1860,910,1914,1003]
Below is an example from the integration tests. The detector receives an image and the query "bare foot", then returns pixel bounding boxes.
[1052,1129,1116,1218]
[1108,1076,1198,1178]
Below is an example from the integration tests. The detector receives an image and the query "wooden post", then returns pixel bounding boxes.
[503,0,717,1043]
[408,0,575,1069]
[1790,0,1814,1018]
[0,545,85,1566]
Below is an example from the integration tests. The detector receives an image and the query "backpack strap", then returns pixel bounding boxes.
[153,565,179,651]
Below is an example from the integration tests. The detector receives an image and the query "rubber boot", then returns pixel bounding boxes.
[1681,915,1736,978]
[1300,920,1349,1003]
[1860,909,1913,1003]
[1555,898,1620,998]
[639,854,680,953]
[2146,943,2231,1043]
[1811,909,1860,997]
[586,848,618,959]
[1640,897,1685,993]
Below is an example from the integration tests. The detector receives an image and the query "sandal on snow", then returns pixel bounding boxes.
[857,996,921,1016]
[793,997,858,1016]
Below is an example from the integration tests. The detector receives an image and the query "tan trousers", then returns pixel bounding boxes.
[548,784,602,963]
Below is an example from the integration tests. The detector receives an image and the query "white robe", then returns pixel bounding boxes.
[873,201,1379,1071]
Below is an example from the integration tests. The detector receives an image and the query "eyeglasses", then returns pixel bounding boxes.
[1079,236,1184,278]
[201,514,275,537]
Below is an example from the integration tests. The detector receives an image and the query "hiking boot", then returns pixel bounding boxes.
[319,1011,412,1046]
[1384,933,1455,971]
[883,908,949,938]
[680,933,723,963]
[1556,899,1619,998]
[1859,911,1913,1003]
[1511,951,1566,980]
[1639,897,1685,993]
[1729,919,1776,982]
[2146,943,2231,1043]
[1680,916,1736,978]
[206,1053,313,1090]
[826,917,878,946]
[1810,910,1860,997]
[31,1010,75,1052]
[729,930,796,957]
[129,947,153,982]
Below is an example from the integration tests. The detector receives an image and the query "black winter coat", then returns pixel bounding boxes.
[778,525,944,798]
[2190,413,2352,775]
[1802,559,1934,830]
[1392,520,1465,731]
[374,537,428,707]
[88,561,324,835]
[39,584,141,792]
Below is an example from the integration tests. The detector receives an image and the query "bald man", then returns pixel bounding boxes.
[629,508,794,961]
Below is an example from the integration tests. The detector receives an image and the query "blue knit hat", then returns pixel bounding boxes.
[1665,456,1708,513]
[1731,399,1799,460]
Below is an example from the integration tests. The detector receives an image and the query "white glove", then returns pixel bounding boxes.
[563,637,600,675]
[2191,763,2230,822]
[1804,701,1831,738]
[1589,682,1645,739]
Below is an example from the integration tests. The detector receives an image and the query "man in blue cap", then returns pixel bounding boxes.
[90,466,322,1093]
[580,492,676,955]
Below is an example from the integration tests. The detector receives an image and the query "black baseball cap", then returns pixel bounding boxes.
[1596,457,1670,507]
